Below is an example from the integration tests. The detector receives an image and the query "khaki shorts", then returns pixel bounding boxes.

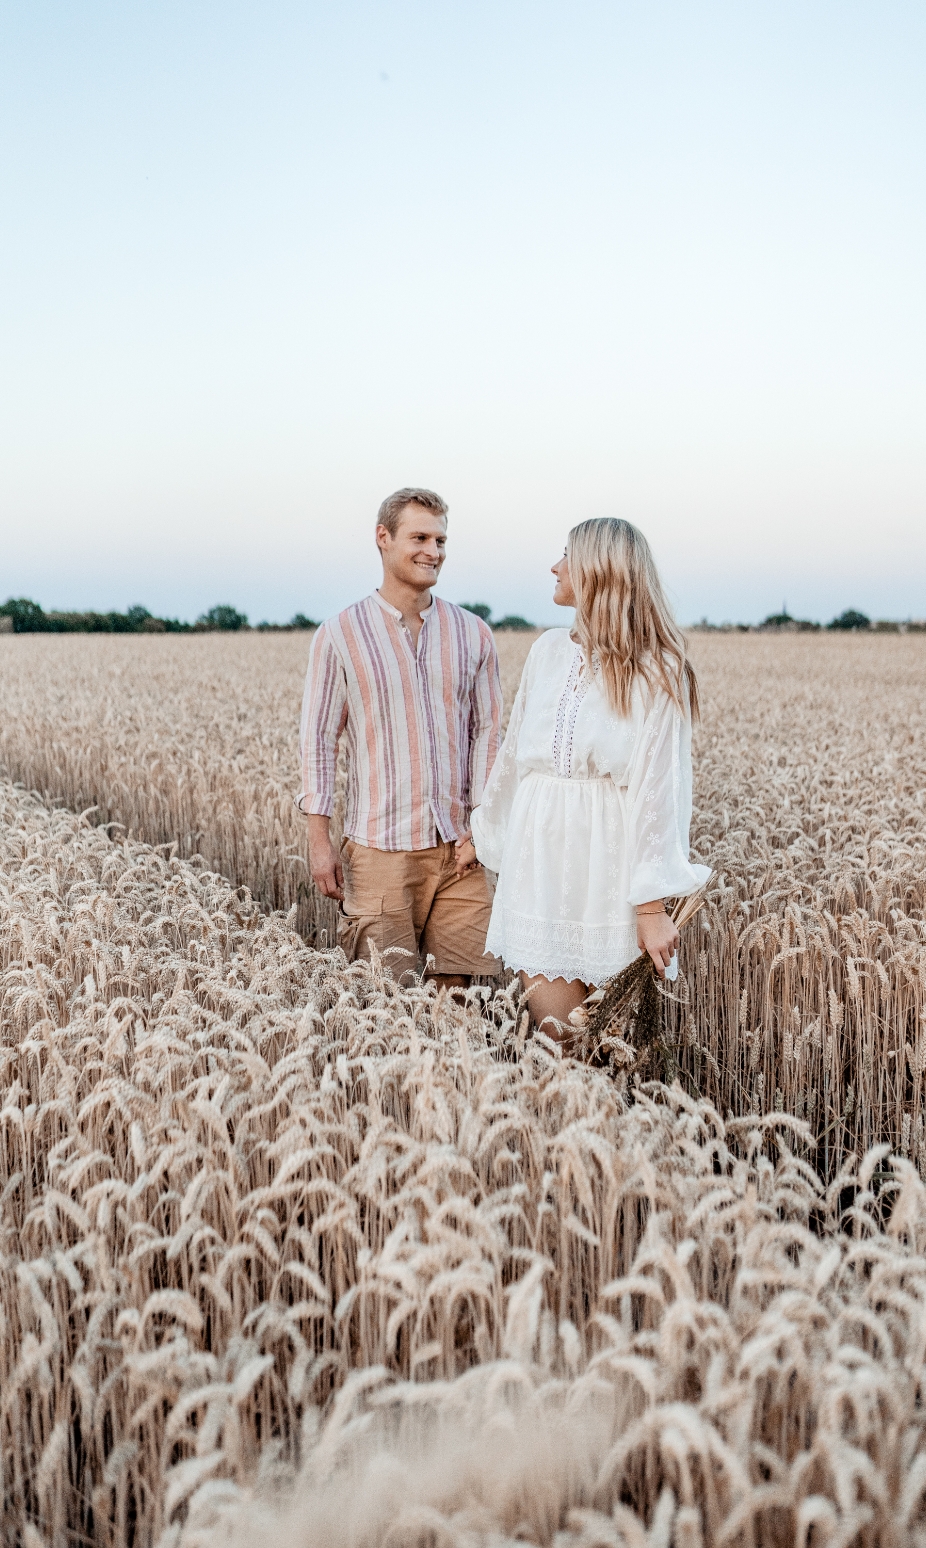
[338,837,500,978]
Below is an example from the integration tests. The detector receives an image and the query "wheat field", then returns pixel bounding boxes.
[1,629,926,1545]
[1,630,924,1169]
[4,780,926,1548]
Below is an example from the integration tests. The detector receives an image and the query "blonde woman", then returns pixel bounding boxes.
[460,518,710,1038]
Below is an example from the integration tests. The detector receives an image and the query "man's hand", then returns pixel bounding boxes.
[636,902,680,980]
[454,834,479,878]
[308,814,344,901]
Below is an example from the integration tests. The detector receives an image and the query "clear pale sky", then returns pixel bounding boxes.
[2,2,924,626]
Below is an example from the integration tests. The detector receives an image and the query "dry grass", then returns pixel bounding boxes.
[4,779,926,1547]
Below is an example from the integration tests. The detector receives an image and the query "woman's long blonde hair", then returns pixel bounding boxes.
[567,517,699,720]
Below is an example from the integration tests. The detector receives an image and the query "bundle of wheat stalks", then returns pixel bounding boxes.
[570,884,715,1084]
[3,778,926,1547]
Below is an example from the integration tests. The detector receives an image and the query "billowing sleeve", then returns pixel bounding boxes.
[623,686,711,906]
[297,625,348,816]
[469,660,531,872]
[466,621,504,810]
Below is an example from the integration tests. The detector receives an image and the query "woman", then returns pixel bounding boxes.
[460,518,710,1038]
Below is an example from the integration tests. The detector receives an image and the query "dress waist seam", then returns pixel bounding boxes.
[522,771,618,786]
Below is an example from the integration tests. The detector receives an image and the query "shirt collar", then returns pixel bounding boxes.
[371,591,436,625]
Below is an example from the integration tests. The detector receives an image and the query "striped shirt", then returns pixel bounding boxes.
[299,592,503,851]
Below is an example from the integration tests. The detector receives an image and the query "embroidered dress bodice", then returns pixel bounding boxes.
[551,651,595,778]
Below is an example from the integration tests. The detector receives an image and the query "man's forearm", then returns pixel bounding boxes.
[307,813,332,846]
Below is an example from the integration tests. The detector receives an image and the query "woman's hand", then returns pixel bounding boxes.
[636,903,679,979]
[454,835,479,877]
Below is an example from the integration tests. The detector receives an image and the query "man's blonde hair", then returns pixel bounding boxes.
[376,488,448,537]
[567,518,699,720]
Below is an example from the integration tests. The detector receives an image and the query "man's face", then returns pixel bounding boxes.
[377,504,448,590]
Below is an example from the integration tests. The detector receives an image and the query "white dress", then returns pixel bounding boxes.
[470,629,710,984]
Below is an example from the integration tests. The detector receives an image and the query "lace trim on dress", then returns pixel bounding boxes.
[486,908,639,985]
[551,648,593,779]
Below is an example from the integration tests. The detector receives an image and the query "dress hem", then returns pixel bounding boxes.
[499,953,642,986]
[485,906,640,987]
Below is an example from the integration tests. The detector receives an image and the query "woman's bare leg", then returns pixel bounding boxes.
[520,972,590,1042]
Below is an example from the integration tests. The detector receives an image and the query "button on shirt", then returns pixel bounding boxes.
[299,593,503,852]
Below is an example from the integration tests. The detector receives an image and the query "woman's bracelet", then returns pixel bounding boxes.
[636,905,667,917]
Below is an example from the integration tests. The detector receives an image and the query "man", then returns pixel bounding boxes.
[299,487,503,989]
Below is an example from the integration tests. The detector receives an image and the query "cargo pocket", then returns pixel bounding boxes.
[338,891,415,971]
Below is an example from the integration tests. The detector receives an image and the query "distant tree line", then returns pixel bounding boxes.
[695,608,926,634]
[459,602,535,630]
[760,608,876,632]
[0,599,318,634]
[4,596,920,637]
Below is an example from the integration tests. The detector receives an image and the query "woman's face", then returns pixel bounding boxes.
[551,551,577,608]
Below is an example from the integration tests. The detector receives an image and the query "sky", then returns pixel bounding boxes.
[1,1,924,627]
